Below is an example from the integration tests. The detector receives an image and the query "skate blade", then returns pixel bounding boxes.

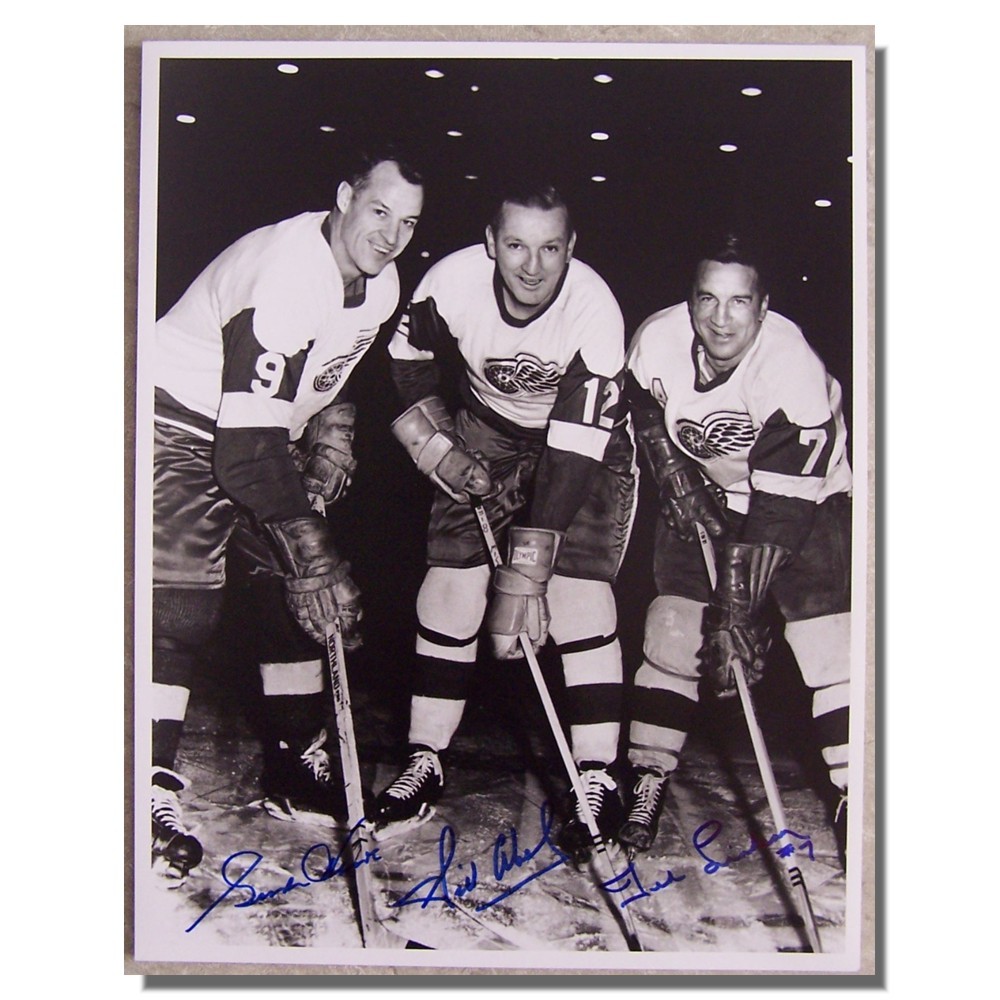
[255,795,347,829]
[372,804,436,842]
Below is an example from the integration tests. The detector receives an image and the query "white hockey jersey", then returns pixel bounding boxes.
[627,302,852,515]
[155,211,399,441]
[388,244,626,463]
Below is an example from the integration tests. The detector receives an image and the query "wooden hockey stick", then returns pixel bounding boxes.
[324,620,397,949]
[311,494,435,950]
[472,499,643,953]
[324,621,442,951]
[694,521,823,954]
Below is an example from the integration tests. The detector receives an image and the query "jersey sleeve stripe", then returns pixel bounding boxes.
[546,419,612,461]
[751,469,826,502]
[216,392,295,430]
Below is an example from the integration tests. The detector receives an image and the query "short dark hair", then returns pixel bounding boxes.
[343,140,426,192]
[693,233,770,299]
[487,182,574,237]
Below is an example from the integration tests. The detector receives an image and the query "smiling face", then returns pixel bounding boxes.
[331,160,424,282]
[688,260,769,374]
[485,202,576,320]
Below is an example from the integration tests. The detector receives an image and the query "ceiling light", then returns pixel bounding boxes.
[593,73,613,84]
[277,63,299,75]
[464,174,478,180]
[741,86,762,97]
[425,69,444,79]
[802,275,809,282]
[719,143,738,153]
[815,198,832,208]
[319,125,336,133]
[590,131,609,141]
[175,114,196,124]
[470,85,480,92]
[447,130,463,137]
[420,251,430,259]
[591,175,607,182]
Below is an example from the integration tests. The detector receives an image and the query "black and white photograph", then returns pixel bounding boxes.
[130,31,872,973]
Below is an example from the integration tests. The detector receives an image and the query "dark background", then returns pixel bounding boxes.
[151,52,859,778]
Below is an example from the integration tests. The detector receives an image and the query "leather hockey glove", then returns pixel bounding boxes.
[300,402,358,504]
[700,541,790,698]
[635,416,727,540]
[264,515,363,649]
[485,527,564,659]
[392,396,493,503]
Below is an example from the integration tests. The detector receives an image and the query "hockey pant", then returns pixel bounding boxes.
[408,566,623,766]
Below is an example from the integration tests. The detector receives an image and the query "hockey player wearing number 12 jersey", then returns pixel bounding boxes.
[622,236,853,867]
[373,184,636,858]
[149,151,424,884]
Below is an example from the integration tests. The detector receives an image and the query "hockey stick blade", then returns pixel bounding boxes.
[694,522,823,953]
[472,499,644,952]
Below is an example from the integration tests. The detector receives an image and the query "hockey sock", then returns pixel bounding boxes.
[626,595,702,775]
[152,719,184,775]
[407,565,489,752]
[409,641,476,752]
[784,613,851,790]
[558,632,623,765]
[151,586,223,773]
[151,646,192,773]
[813,702,850,790]
[547,577,623,765]
[259,658,327,747]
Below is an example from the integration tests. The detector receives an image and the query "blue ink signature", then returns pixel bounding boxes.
[602,860,686,908]
[186,819,381,932]
[391,812,816,917]
[390,800,571,913]
[187,808,818,930]
[692,819,815,875]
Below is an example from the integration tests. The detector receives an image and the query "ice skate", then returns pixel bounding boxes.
[151,768,203,885]
[369,745,443,840]
[557,765,624,866]
[619,768,669,855]
[258,728,349,826]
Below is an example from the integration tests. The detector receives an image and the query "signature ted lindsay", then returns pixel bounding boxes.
[186,801,816,932]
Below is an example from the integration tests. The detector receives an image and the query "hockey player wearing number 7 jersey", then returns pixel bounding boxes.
[373,183,637,859]
[622,235,853,867]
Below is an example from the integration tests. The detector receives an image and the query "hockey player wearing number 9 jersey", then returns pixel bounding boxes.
[149,150,424,884]
[373,184,637,859]
[622,235,853,867]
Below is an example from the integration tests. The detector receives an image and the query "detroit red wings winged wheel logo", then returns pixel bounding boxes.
[676,412,756,459]
[313,331,378,393]
[483,353,562,395]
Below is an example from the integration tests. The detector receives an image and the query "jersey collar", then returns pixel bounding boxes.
[492,262,569,328]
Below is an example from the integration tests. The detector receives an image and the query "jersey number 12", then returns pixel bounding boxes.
[581,376,620,429]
